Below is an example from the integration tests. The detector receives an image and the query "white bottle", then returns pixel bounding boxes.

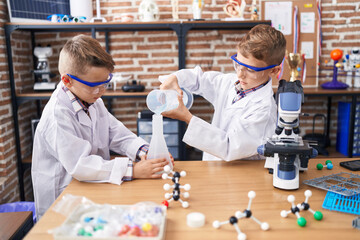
[146,114,173,171]
[70,0,93,22]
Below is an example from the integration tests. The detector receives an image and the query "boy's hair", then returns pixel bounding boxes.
[237,24,286,66]
[58,34,115,75]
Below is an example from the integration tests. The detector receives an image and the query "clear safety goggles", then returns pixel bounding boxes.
[231,54,277,79]
[67,73,112,94]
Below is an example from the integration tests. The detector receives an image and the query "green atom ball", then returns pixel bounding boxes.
[314,211,323,220]
[78,228,86,236]
[316,163,323,170]
[325,160,332,165]
[297,217,307,227]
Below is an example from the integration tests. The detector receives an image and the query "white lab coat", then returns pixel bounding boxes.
[173,66,277,161]
[32,82,147,219]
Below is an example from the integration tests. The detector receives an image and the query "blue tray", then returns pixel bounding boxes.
[322,191,360,215]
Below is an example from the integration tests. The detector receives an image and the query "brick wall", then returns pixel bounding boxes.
[0,0,19,203]
[1,0,360,203]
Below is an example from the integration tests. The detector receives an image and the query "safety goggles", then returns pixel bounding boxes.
[67,73,113,88]
[231,54,277,79]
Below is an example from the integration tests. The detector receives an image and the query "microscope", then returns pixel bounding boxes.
[257,53,317,190]
[33,46,56,91]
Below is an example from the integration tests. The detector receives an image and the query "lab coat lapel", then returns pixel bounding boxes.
[227,79,273,109]
[57,82,92,127]
[78,111,92,127]
[228,95,251,109]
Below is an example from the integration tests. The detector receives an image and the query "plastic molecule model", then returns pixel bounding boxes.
[213,191,269,240]
[316,160,333,170]
[321,49,349,89]
[280,190,323,227]
[162,165,191,208]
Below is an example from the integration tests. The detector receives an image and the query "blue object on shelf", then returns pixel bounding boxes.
[0,201,36,223]
[322,191,360,215]
[336,101,360,156]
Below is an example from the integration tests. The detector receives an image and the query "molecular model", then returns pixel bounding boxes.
[316,160,333,170]
[213,191,269,240]
[161,165,191,208]
[280,190,323,227]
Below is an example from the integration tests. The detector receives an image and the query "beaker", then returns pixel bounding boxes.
[146,88,193,115]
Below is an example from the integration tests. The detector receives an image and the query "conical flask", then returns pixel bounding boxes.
[146,114,173,171]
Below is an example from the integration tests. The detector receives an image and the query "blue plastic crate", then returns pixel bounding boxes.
[322,191,360,215]
[336,102,360,156]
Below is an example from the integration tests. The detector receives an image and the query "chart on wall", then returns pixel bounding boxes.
[7,0,70,22]
[260,0,320,87]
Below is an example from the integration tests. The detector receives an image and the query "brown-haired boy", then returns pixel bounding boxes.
[160,24,286,161]
[32,35,169,219]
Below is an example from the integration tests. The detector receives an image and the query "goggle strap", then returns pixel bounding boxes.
[67,73,112,87]
[231,54,277,72]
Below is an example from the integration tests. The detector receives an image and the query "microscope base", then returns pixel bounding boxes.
[34,82,56,91]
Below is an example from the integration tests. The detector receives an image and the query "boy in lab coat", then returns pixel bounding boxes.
[32,35,171,219]
[161,24,286,161]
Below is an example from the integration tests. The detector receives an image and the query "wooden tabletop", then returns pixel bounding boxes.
[25,158,359,240]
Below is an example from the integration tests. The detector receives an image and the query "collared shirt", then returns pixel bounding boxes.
[136,144,149,162]
[232,80,269,104]
[62,85,91,114]
[61,86,148,181]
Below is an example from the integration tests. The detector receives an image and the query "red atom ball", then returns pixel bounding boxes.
[162,200,169,208]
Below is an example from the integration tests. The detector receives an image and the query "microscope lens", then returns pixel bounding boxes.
[278,155,296,180]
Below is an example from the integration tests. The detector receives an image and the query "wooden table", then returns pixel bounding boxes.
[0,211,33,240]
[25,159,359,240]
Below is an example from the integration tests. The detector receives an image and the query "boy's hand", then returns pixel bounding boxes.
[162,95,193,124]
[160,75,182,95]
[169,153,175,167]
[133,157,168,179]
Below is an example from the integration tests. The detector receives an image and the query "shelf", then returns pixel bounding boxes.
[16,89,149,104]
[302,87,360,97]
[5,20,270,31]
[314,147,347,159]
[4,21,181,33]
[273,86,360,97]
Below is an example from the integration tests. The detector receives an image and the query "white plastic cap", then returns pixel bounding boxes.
[187,212,205,228]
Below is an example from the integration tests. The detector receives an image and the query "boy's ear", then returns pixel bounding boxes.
[61,75,72,88]
[269,66,281,78]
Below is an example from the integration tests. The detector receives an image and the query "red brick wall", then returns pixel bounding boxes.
[1,0,360,203]
[0,0,19,203]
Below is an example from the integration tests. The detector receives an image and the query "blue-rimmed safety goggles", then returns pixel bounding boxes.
[231,54,277,72]
[67,73,113,87]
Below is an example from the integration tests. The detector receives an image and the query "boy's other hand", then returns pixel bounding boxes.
[133,157,168,179]
[162,95,193,124]
[169,153,175,167]
[160,75,182,95]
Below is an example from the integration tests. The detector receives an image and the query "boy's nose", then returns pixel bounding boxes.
[237,68,246,78]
